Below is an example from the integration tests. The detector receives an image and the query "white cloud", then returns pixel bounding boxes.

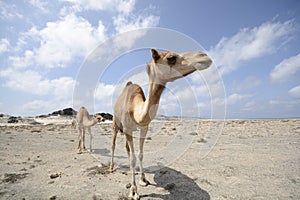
[9,50,34,68]
[209,20,295,75]
[37,14,106,68]
[288,85,300,98]
[94,82,115,99]
[61,0,117,11]
[94,82,116,112]
[269,99,300,109]
[113,14,159,34]
[212,93,252,106]
[21,99,73,116]
[117,0,136,15]
[0,69,75,99]
[60,0,135,14]
[0,0,160,116]
[227,93,253,105]
[10,0,159,69]
[232,76,262,92]
[0,38,10,54]
[93,71,148,113]
[270,53,300,82]
[109,0,159,34]
[11,14,106,68]
[51,77,76,99]
[241,101,257,111]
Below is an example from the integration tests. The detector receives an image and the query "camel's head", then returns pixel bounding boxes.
[94,114,105,123]
[147,48,212,83]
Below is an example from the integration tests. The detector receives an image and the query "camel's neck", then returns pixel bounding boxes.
[82,117,97,127]
[135,82,166,126]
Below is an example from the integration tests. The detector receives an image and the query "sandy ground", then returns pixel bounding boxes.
[0,117,299,199]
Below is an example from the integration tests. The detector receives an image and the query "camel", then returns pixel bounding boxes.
[74,106,104,154]
[109,48,212,199]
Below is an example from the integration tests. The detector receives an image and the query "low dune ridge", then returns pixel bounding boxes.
[0,117,299,199]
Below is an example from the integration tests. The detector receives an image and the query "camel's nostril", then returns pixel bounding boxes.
[206,59,212,66]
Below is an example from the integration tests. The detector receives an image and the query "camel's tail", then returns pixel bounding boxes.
[71,120,77,129]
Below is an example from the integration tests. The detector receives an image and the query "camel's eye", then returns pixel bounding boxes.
[199,53,207,57]
[167,56,176,65]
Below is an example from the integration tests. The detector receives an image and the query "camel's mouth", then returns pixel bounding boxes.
[180,52,212,70]
[94,114,105,123]
[98,117,105,122]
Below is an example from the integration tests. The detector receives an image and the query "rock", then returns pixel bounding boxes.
[49,195,57,200]
[62,108,77,116]
[2,173,29,183]
[50,173,61,179]
[51,108,77,116]
[37,114,49,118]
[98,113,113,121]
[7,116,18,123]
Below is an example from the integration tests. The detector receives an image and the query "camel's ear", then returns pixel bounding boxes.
[151,48,160,62]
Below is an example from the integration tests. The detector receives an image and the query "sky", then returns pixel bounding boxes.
[0,0,299,119]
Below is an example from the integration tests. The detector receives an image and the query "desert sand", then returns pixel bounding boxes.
[0,117,299,199]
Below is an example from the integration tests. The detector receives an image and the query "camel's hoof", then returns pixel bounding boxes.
[128,193,139,200]
[108,166,114,173]
[128,191,140,200]
[128,186,139,200]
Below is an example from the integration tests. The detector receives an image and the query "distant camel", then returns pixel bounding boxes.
[73,107,104,154]
[109,48,212,199]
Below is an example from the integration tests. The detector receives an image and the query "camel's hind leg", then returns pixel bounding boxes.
[125,132,139,200]
[82,128,86,151]
[109,119,119,172]
[138,126,150,187]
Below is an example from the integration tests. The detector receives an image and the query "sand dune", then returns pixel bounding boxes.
[0,117,299,199]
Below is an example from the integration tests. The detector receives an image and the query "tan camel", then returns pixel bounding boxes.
[109,48,212,199]
[74,106,104,154]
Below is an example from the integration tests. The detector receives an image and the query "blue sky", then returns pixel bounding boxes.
[0,0,299,118]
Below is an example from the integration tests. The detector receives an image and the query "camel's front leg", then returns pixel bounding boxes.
[139,126,150,186]
[88,127,92,152]
[125,133,139,200]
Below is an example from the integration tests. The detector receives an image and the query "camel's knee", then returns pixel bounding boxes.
[78,139,81,149]
[89,139,92,152]
[130,154,137,167]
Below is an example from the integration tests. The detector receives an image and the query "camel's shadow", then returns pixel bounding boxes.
[92,149,210,199]
[143,166,210,200]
